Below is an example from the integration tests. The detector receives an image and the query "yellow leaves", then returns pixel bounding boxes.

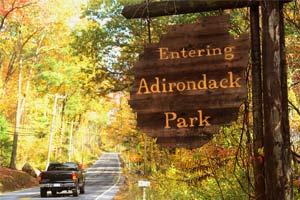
[165,164,177,178]
[119,0,144,6]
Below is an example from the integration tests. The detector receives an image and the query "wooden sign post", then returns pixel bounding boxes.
[129,15,249,148]
[261,2,293,199]
[123,0,293,199]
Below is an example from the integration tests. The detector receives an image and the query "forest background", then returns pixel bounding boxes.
[0,0,299,199]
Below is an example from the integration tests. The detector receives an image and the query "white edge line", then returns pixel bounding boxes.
[95,154,122,200]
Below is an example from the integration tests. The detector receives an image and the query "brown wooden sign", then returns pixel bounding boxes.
[129,15,249,148]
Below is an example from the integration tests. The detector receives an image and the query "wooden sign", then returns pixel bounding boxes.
[129,15,249,148]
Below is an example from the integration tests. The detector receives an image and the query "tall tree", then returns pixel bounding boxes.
[262,1,292,199]
[0,0,43,169]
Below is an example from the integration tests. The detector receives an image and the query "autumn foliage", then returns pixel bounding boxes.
[0,0,299,199]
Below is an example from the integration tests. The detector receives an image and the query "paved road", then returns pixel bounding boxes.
[0,153,124,200]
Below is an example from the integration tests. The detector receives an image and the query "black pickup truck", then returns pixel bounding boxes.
[38,162,86,197]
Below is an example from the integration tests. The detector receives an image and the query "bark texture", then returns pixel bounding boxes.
[122,0,292,19]
[250,5,266,200]
[261,1,293,199]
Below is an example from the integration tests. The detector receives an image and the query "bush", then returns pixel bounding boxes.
[0,114,11,167]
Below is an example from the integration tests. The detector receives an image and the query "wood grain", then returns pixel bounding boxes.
[129,15,249,148]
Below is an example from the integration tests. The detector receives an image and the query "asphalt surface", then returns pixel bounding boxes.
[0,152,124,200]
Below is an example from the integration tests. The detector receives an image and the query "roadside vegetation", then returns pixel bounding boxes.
[0,168,38,193]
[0,0,299,199]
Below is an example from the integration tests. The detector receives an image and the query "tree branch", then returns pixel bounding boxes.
[288,99,300,116]
[290,80,300,87]
[292,150,300,163]
[0,1,36,30]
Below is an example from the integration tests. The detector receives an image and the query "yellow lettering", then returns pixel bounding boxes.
[150,77,161,93]
[159,47,169,60]
[197,74,207,89]
[228,71,241,88]
[161,78,167,93]
[171,51,180,59]
[188,50,196,57]
[220,78,229,88]
[224,46,235,60]
[206,45,212,56]
[164,110,211,129]
[198,110,211,127]
[177,118,188,128]
[189,117,198,127]
[137,78,151,94]
[208,79,219,89]
[186,81,196,90]
[164,112,177,128]
[176,82,186,92]
[198,49,206,56]
[168,82,176,92]
[181,48,188,58]
[137,72,242,95]
[158,46,236,60]
[212,48,222,55]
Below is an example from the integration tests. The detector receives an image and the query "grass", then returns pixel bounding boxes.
[114,171,146,200]
[0,168,38,194]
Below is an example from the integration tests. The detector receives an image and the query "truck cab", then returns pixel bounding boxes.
[38,162,85,197]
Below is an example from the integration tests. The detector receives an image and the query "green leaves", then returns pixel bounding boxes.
[0,114,11,166]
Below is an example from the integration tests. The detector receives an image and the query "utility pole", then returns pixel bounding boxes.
[81,132,84,165]
[68,120,74,162]
[45,94,65,170]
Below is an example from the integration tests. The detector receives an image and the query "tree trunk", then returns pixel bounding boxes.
[10,32,23,169]
[250,5,266,200]
[9,33,43,169]
[56,97,66,159]
[261,1,293,199]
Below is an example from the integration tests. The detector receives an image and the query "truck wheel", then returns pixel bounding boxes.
[72,186,79,197]
[80,185,85,194]
[51,190,57,196]
[40,188,47,197]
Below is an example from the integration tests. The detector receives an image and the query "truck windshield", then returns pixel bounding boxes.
[48,163,78,171]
